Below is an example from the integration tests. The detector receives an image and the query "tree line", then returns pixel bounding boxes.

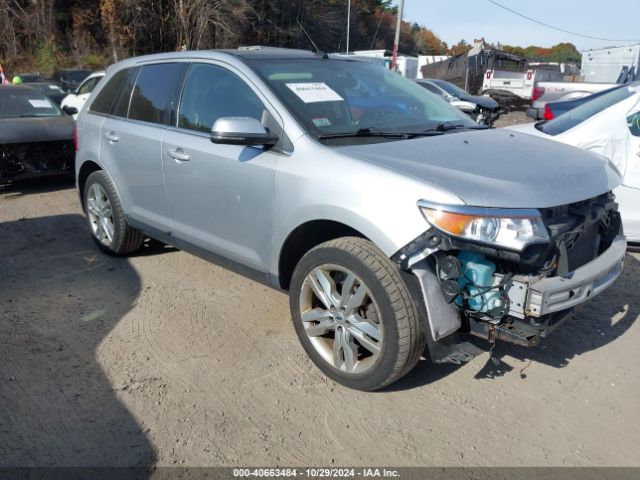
[0,0,451,74]
[0,0,580,75]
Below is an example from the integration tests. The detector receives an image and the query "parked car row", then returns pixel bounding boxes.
[0,69,104,183]
[415,78,503,126]
[71,48,626,391]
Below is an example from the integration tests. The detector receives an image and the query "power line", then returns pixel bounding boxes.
[487,0,639,43]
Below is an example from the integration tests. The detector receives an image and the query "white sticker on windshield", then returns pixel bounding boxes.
[286,82,343,103]
[29,99,52,108]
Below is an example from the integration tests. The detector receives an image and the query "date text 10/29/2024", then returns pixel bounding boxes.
[232,468,400,478]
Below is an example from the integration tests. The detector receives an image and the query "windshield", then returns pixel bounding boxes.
[0,89,62,118]
[540,84,638,136]
[247,58,477,140]
[432,80,468,98]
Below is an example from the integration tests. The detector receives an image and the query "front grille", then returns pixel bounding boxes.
[0,140,74,179]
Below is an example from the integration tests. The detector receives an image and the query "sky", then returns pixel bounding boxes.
[398,0,640,52]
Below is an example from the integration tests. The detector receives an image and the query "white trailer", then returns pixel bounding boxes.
[582,44,640,83]
[396,56,419,79]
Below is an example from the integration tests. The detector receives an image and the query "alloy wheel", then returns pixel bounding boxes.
[299,264,383,374]
[86,183,114,247]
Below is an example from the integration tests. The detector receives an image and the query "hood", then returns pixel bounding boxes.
[337,128,621,209]
[0,115,74,144]
[460,94,499,109]
[503,122,545,136]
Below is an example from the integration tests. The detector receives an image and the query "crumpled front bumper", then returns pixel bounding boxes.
[507,235,626,318]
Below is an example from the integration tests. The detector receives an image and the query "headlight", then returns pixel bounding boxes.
[418,202,550,251]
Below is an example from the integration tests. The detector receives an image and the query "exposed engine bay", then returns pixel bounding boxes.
[0,140,75,182]
[395,193,626,363]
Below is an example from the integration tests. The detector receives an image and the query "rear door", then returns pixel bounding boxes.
[161,62,281,271]
[98,63,186,235]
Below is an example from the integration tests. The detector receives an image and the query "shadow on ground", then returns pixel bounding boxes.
[0,213,156,470]
[388,253,639,389]
[0,175,75,197]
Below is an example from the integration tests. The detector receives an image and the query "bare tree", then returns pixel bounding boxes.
[100,0,129,61]
[171,0,251,51]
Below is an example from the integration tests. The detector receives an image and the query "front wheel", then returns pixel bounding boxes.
[289,237,425,391]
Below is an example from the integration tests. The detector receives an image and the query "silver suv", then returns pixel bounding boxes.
[76,48,626,390]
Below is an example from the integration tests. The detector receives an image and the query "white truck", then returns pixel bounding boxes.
[482,68,564,105]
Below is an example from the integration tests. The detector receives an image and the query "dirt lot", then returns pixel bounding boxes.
[1,119,639,467]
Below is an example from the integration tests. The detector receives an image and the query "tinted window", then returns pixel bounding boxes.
[419,82,443,96]
[129,63,184,125]
[432,80,468,97]
[112,68,139,118]
[540,85,637,136]
[90,69,128,114]
[178,63,265,133]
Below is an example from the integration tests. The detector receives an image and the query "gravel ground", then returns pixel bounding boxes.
[1,146,638,468]
[494,109,535,128]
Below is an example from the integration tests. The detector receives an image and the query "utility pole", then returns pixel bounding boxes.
[391,0,405,70]
[346,0,351,54]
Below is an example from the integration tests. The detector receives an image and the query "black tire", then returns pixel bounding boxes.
[289,236,425,391]
[83,170,144,256]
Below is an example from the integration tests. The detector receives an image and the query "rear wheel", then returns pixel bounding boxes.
[84,170,143,256]
[290,237,424,391]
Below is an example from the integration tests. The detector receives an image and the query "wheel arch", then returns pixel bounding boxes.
[277,219,370,291]
[77,160,103,209]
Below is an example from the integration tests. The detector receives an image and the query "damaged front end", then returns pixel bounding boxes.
[394,193,626,364]
[0,140,75,183]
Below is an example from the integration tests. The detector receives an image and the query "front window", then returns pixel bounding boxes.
[0,89,62,118]
[247,58,477,141]
[539,84,638,136]
[178,63,264,133]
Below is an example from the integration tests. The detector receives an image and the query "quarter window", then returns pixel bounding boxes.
[90,69,128,114]
[129,63,185,125]
[178,63,264,133]
[78,77,100,95]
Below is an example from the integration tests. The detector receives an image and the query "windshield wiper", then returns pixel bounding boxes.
[425,122,489,132]
[318,127,444,140]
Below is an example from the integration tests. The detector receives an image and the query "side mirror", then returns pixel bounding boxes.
[210,117,278,146]
[62,105,78,116]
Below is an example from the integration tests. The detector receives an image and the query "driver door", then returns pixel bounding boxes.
[162,62,281,273]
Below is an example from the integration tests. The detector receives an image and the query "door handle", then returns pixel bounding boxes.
[168,148,190,162]
[104,131,119,143]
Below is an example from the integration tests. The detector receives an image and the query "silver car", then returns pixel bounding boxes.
[76,48,626,390]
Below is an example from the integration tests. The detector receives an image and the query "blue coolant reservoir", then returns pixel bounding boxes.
[456,252,500,312]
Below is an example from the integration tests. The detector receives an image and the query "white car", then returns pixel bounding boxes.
[60,71,104,119]
[506,83,640,244]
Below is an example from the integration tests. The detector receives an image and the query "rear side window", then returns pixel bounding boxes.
[90,69,128,114]
[129,63,185,125]
[178,63,264,133]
